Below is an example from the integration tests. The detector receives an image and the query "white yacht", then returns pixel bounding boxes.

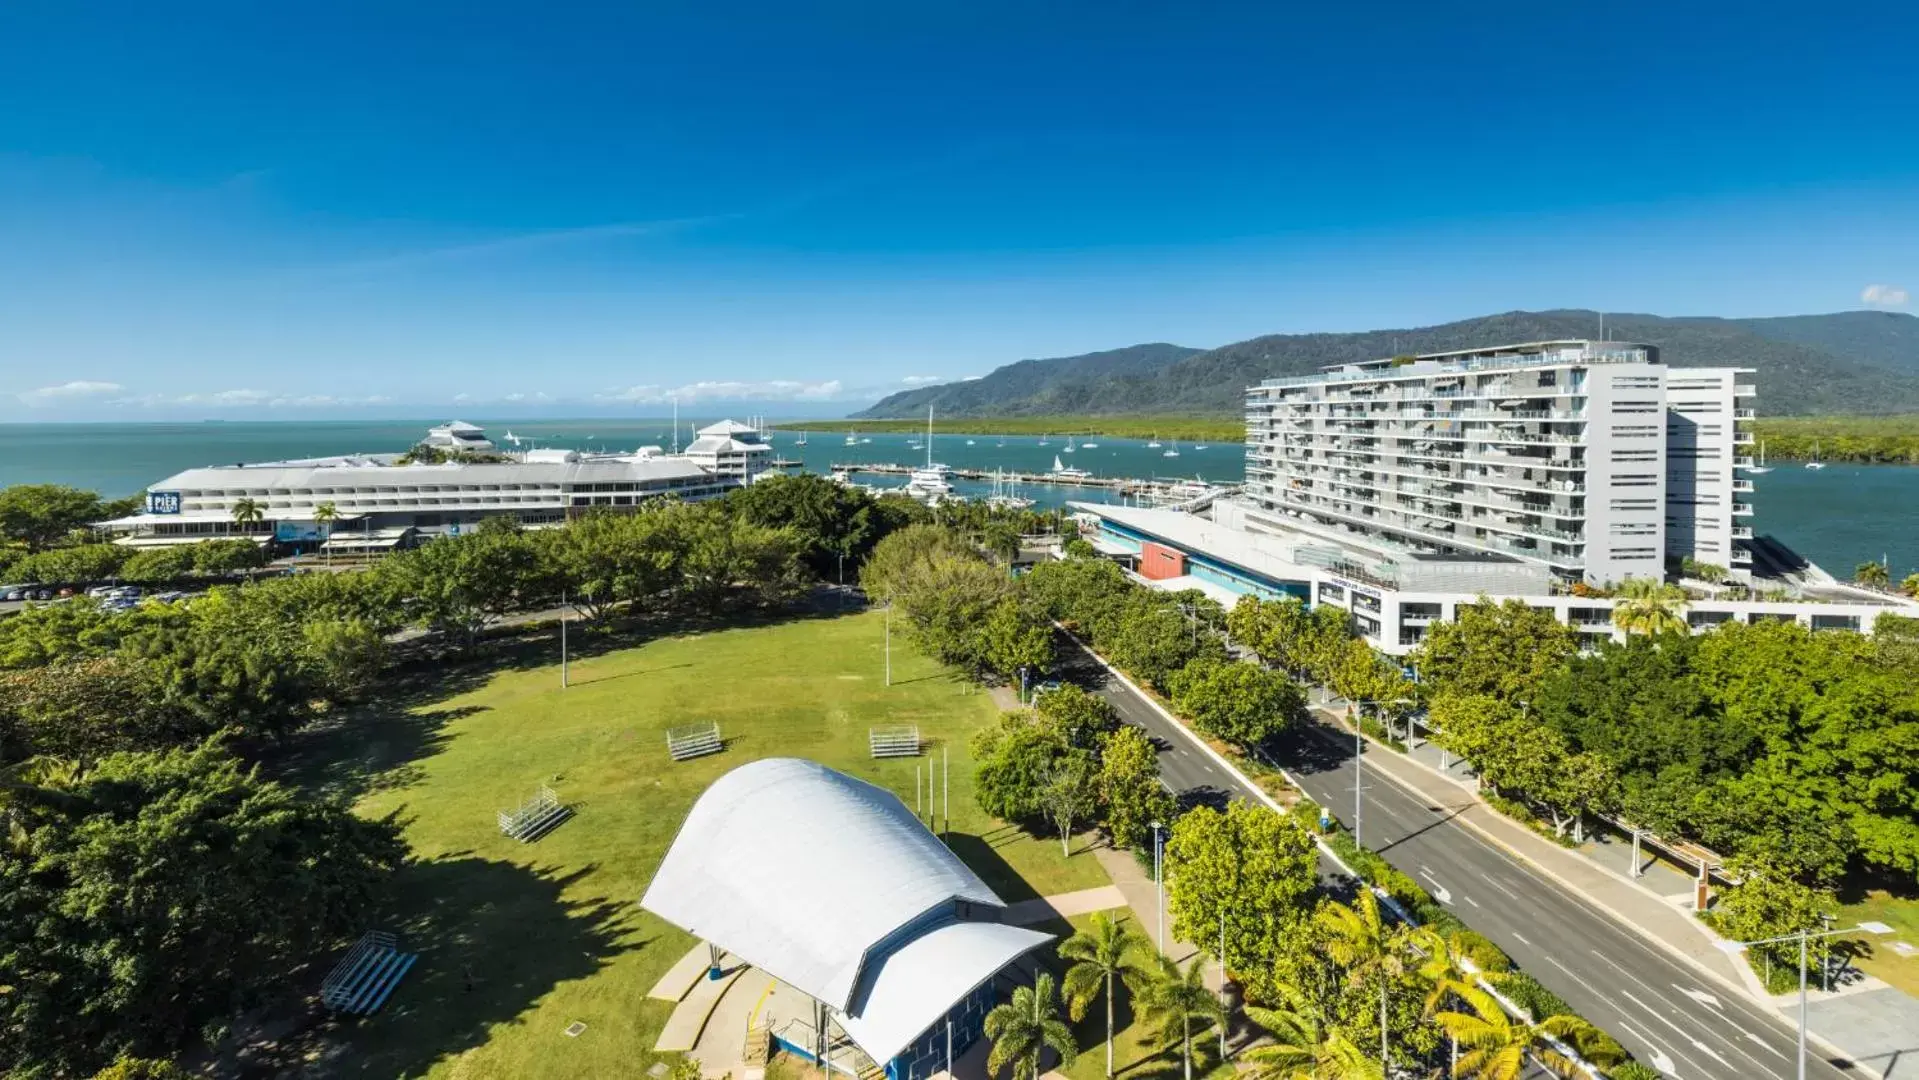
[1081,440,1099,449]
[795,431,809,447]
[1749,440,1771,474]
[985,469,1034,510]
[1050,455,1092,481]
[1163,439,1181,458]
[1062,436,1077,454]
[1147,433,1162,448]
[844,430,859,446]
[903,406,955,501]
[423,421,496,453]
[1805,439,1827,469]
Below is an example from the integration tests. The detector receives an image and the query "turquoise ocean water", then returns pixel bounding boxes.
[0,420,1910,581]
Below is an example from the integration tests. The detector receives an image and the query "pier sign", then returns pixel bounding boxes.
[146,491,182,515]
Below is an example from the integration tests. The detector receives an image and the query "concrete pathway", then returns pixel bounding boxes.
[1002,884,1129,926]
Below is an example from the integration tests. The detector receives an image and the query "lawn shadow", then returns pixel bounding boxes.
[948,829,1047,904]
[352,856,641,1077]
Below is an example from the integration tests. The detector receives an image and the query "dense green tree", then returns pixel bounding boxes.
[300,617,388,701]
[0,655,191,762]
[1166,656,1303,749]
[725,472,890,580]
[1226,595,1353,684]
[90,1056,196,1080]
[1060,912,1151,1079]
[971,711,1071,823]
[0,741,405,1075]
[191,537,270,574]
[1033,683,1118,749]
[1709,856,1837,988]
[984,972,1077,1080]
[978,597,1055,684]
[1060,536,1097,559]
[117,545,198,583]
[9,542,129,584]
[0,483,106,551]
[1164,803,1318,994]
[1021,556,1132,632]
[1105,595,1223,691]
[1325,639,1412,724]
[1413,598,1575,702]
[662,504,808,613]
[382,525,541,645]
[859,523,979,605]
[1096,726,1172,852]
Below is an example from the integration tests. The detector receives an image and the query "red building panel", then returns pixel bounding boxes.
[1139,541,1187,581]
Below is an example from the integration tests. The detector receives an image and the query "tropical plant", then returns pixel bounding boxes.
[1854,560,1891,589]
[228,497,266,535]
[1609,578,1689,637]
[1128,951,1223,1080]
[1060,912,1151,1078]
[1902,572,1919,598]
[983,971,1078,1080]
[1433,982,1622,1079]
[1242,982,1382,1080]
[1316,890,1409,1070]
[313,501,339,566]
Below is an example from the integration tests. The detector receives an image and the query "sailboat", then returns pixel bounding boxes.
[904,406,954,502]
[1163,439,1181,458]
[1193,443,1208,451]
[795,431,808,446]
[1050,454,1091,481]
[1805,439,1827,470]
[1062,436,1077,454]
[1037,434,1049,446]
[1748,440,1771,474]
[844,430,859,446]
[1081,438,1099,449]
[1147,433,1162,448]
[965,439,976,446]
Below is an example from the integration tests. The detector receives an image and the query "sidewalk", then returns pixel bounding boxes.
[1319,705,1919,1078]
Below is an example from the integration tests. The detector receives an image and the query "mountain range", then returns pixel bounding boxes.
[855,309,1919,418]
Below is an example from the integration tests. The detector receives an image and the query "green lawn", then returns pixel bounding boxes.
[295,611,1110,1078]
[1832,888,1919,997]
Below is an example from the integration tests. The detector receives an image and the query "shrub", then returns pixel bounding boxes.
[1494,970,1571,1020]
[1609,1062,1663,1080]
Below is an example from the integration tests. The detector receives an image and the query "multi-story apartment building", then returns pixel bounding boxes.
[1241,340,1757,585]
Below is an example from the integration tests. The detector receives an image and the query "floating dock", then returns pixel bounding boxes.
[825,461,1150,493]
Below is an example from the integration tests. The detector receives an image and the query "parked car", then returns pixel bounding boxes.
[86,585,120,598]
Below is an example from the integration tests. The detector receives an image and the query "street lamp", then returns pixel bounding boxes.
[1150,820,1165,950]
[1715,920,1893,1080]
[1343,698,1413,847]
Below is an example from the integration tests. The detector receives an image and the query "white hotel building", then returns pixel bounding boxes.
[104,420,771,553]
[1074,341,1914,654]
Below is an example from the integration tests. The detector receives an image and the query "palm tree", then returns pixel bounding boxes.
[1902,572,1919,598]
[1609,577,1689,637]
[1855,561,1891,589]
[984,971,1077,1080]
[313,501,339,566]
[1242,982,1382,1080]
[1128,951,1222,1080]
[1436,982,1622,1079]
[1317,890,1409,1071]
[1060,912,1151,1079]
[229,497,265,537]
[1409,927,1497,1076]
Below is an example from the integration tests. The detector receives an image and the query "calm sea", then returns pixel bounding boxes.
[0,420,1910,580]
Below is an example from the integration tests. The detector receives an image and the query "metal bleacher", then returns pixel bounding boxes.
[868,724,921,758]
[497,784,571,843]
[320,930,418,1015]
[667,722,724,762]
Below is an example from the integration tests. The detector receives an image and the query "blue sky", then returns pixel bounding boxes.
[2,1,1915,420]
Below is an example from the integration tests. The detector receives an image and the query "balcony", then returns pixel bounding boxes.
[1733,409,1756,419]
[1732,479,1754,493]
[1730,525,1753,538]
[1735,384,1757,397]
[1733,431,1756,445]
[1732,502,1754,516]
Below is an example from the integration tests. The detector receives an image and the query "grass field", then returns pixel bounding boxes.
[286,611,1111,1078]
[1833,887,1919,997]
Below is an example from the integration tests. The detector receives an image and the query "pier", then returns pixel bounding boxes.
[824,461,1151,494]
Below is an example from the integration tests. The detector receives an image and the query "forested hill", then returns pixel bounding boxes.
[853,309,1919,418]
[861,342,1203,417]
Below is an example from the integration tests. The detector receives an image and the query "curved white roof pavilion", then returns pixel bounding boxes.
[642,758,1052,1067]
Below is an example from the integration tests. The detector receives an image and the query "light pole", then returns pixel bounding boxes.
[884,601,892,686]
[1345,698,1413,847]
[1218,909,1228,1063]
[1716,920,1893,1080]
[1151,820,1165,951]
[560,589,569,689]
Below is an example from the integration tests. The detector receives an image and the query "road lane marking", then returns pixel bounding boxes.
[1613,1022,1680,1078]
[1622,991,1733,1070]
[1675,985,1722,1010]
[1417,869,1452,904]
[1464,895,1480,908]
[1484,877,1520,900]
[1592,951,1785,1078]
[1512,932,1531,946]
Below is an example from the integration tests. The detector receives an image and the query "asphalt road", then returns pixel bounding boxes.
[1053,633,1856,1080]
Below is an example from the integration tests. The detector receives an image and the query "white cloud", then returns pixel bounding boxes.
[104,389,390,409]
[17,380,124,406]
[598,379,845,404]
[900,375,945,387]
[959,374,984,381]
[452,392,472,403]
[1862,284,1910,308]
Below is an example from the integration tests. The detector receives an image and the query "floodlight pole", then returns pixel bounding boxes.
[1219,909,1228,1062]
[561,589,569,689]
[885,602,892,686]
[943,747,949,837]
[1719,921,1894,1080]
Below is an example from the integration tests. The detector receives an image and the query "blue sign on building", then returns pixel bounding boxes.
[146,491,182,515]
